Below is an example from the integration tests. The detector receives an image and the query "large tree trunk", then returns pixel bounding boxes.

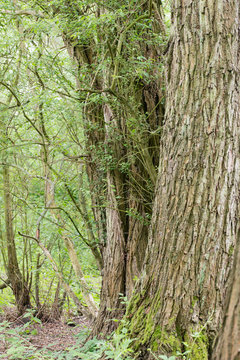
[126,0,240,358]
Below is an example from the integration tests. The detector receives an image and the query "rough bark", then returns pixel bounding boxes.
[212,233,240,360]
[92,103,127,334]
[92,4,165,335]
[126,0,240,358]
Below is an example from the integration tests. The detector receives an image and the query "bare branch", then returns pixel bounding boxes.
[1,9,44,18]
[18,231,94,319]
[0,278,10,290]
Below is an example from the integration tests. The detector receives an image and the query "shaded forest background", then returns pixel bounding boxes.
[0,0,167,316]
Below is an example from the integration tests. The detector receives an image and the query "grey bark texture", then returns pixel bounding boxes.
[126,0,240,358]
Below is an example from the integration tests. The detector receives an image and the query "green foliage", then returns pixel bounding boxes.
[0,0,102,313]
[0,0,168,358]
[0,321,44,359]
[0,319,136,360]
[72,322,135,360]
[126,208,151,226]
[147,318,212,360]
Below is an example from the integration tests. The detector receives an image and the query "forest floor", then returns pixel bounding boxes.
[0,311,91,359]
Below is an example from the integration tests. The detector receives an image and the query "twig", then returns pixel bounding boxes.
[0,9,44,18]
[18,232,93,319]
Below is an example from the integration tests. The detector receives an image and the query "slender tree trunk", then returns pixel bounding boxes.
[29,235,90,318]
[41,142,98,319]
[3,163,31,314]
[92,103,128,334]
[126,0,240,358]
[0,29,31,313]
[212,233,240,360]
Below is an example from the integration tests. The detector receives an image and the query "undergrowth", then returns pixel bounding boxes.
[0,317,134,360]
[0,309,211,360]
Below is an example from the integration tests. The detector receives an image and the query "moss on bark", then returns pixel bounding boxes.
[184,330,209,360]
[121,293,210,359]
[123,293,181,357]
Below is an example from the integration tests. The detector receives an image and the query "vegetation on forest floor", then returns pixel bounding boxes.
[0,315,89,359]
[0,306,211,360]
[0,310,134,360]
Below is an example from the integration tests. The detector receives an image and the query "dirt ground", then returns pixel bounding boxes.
[0,313,91,359]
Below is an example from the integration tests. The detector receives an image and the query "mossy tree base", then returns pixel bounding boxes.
[123,293,209,359]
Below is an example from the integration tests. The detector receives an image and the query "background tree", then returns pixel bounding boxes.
[55,0,166,334]
[0,6,101,317]
[0,22,32,313]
